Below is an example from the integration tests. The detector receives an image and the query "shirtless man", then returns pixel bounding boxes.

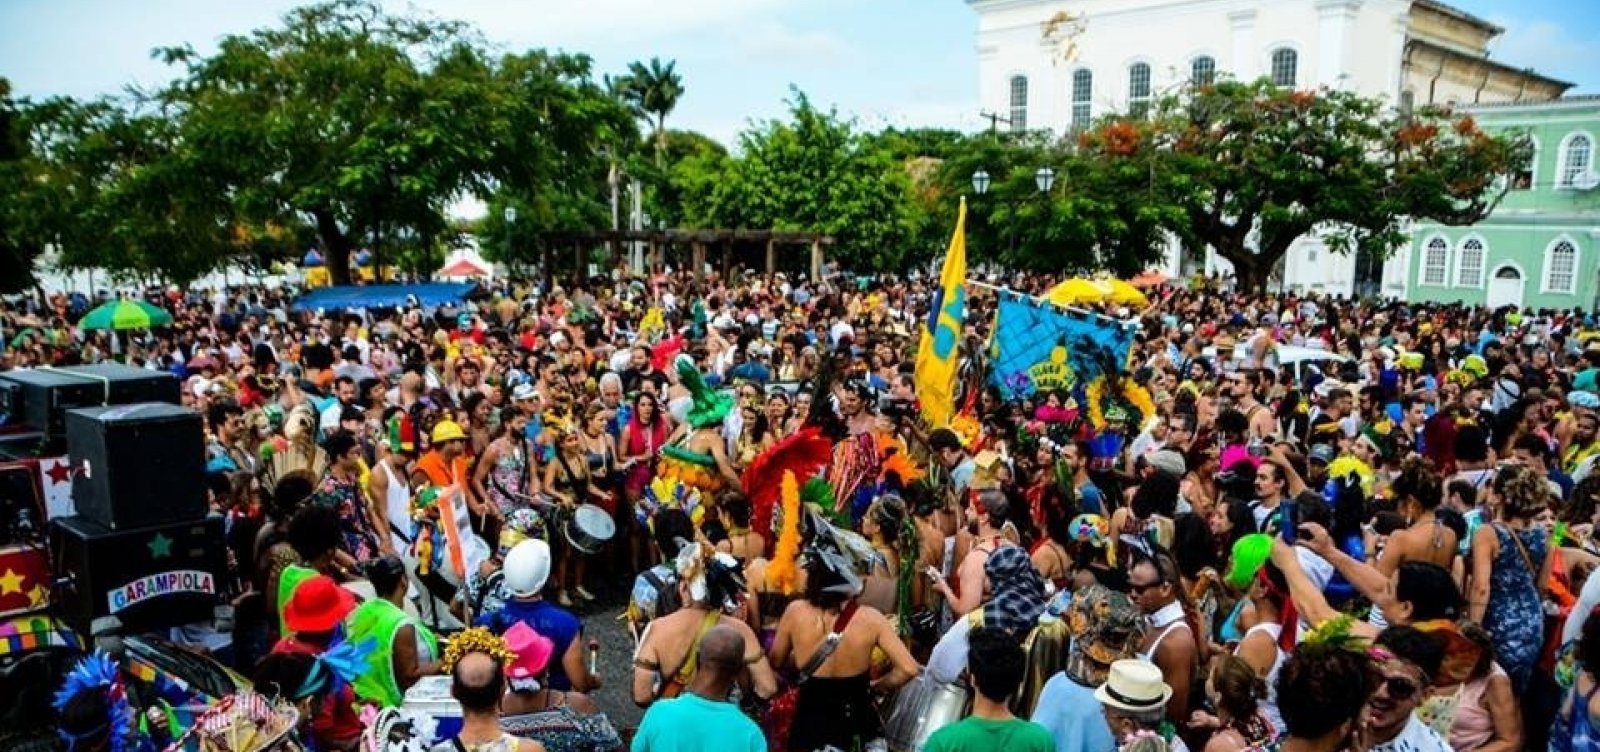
[930,488,1011,618]
[631,545,774,707]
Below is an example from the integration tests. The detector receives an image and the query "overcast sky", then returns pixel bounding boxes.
[2,0,1595,148]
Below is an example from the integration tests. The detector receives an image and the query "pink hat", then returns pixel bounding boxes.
[504,621,555,682]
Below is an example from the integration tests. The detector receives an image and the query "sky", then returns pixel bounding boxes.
[2,0,1597,150]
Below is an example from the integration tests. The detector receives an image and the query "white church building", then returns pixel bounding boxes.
[968,0,1569,297]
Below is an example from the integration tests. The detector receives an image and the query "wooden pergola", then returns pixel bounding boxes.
[535,228,835,282]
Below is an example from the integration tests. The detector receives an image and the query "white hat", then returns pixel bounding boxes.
[1094,659,1173,713]
[503,539,551,598]
[512,383,536,402]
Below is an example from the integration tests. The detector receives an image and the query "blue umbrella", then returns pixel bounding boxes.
[302,249,324,266]
[354,249,373,267]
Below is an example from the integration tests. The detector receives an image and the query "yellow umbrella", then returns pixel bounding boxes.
[1102,279,1150,306]
[1046,278,1106,306]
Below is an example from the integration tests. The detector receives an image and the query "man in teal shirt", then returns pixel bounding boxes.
[631,624,765,752]
[925,627,1054,752]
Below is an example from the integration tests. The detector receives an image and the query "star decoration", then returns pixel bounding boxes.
[44,460,72,486]
[148,533,174,559]
[28,584,48,608]
[0,568,22,595]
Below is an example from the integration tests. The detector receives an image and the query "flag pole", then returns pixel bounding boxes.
[964,279,1140,330]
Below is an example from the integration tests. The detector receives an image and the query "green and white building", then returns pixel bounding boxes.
[1407,96,1600,311]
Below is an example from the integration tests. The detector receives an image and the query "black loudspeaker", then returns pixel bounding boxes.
[50,515,226,634]
[67,403,206,530]
[0,364,180,439]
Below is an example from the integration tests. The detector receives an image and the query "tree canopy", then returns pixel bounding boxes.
[1082,79,1531,290]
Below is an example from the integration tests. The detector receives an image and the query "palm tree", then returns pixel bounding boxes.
[622,58,683,167]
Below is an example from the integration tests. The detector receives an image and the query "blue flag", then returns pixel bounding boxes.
[989,290,1137,400]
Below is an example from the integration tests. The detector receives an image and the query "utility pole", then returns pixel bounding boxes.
[979,110,1012,134]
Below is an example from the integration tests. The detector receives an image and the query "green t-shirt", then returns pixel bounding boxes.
[924,716,1055,752]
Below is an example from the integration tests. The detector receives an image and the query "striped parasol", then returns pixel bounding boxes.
[77,299,174,330]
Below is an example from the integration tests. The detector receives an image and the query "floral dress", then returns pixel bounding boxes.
[485,440,531,518]
[312,471,378,561]
[1483,523,1545,692]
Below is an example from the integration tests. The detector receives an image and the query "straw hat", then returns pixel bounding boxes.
[1094,659,1173,713]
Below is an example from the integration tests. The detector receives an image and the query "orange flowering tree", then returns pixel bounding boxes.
[1081,78,1531,292]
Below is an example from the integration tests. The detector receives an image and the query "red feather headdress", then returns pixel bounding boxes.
[742,426,833,544]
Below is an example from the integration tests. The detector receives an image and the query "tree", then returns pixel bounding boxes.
[153,1,501,284]
[6,94,237,286]
[1084,79,1531,291]
[615,58,684,168]
[477,49,637,270]
[0,77,40,292]
[680,90,915,270]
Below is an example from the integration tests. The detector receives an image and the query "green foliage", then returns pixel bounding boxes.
[611,57,684,167]
[0,77,40,292]
[672,90,919,270]
[1081,78,1530,291]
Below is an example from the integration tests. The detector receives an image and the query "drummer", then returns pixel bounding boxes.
[542,413,614,607]
[476,539,601,694]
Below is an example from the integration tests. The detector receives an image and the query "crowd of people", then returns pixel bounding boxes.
[13,266,1600,752]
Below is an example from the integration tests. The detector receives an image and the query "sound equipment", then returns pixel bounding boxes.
[0,365,180,446]
[67,403,206,530]
[0,543,51,618]
[49,515,226,634]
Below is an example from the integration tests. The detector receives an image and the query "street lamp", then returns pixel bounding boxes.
[1035,166,1056,194]
[971,169,991,196]
[503,205,517,273]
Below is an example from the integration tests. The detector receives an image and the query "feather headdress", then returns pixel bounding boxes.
[676,355,733,428]
[767,471,805,595]
[54,650,138,752]
[742,426,832,543]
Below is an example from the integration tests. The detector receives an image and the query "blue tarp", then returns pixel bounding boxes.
[291,283,478,312]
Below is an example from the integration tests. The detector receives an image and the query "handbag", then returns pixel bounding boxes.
[765,601,861,751]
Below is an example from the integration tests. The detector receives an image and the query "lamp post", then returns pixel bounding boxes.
[503,205,517,278]
[971,168,992,196]
[1035,166,1056,194]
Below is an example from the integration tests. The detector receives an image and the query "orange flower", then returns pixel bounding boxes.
[1454,115,1478,137]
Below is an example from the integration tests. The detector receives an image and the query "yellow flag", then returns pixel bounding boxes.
[916,198,967,428]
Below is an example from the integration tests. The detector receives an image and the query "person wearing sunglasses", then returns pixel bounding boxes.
[1364,626,1452,752]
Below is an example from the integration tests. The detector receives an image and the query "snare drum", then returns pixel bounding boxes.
[0,544,50,618]
[882,673,970,752]
[563,503,617,554]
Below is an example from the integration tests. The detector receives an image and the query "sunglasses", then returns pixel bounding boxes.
[1128,580,1165,596]
[1375,672,1421,701]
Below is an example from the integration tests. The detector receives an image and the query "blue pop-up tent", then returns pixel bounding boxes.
[291,283,479,312]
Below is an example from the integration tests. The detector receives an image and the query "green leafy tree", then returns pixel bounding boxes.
[0,78,40,292]
[6,94,237,285]
[685,90,914,270]
[153,0,500,284]
[1085,79,1531,291]
[477,50,637,268]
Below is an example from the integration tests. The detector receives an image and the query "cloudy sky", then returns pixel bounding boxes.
[2,0,1596,147]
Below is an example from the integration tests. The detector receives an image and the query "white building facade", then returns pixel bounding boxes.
[969,0,1569,297]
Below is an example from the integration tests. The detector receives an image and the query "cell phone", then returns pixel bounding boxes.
[1280,500,1299,543]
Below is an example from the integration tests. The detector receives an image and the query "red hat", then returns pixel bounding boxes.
[284,575,356,634]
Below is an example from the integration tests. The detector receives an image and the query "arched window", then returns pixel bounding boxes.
[1191,56,1216,87]
[1071,69,1093,129]
[1270,48,1298,87]
[1543,238,1579,294]
[1420,236,1448,286]
[1008,75,1028,132]
[1128,63,1152,117]
[1559,133,1594,188]
[1456,237,1485,288]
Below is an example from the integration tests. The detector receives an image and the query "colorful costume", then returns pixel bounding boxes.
[345,597,440,707]
[656,357,734,497]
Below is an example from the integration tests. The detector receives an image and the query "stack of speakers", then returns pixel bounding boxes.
[49,402,225,634]
[0,363,181,457]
